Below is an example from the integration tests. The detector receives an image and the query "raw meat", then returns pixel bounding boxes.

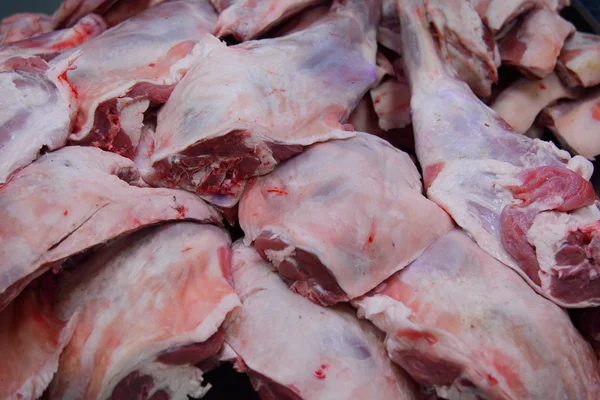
[370,60,412,131]
[378,0,402,54]
[239,132,453,305]
[0,13,53,45]
[48,222,240,399]
[491,72,580,134]
[103,0,166,26]
[498,8,575,79]
[0,146,221,312]
[147,0,379,208]
[397,0,600,307]
[426,0,500,97]
[53,0,119,28]
[0,55,77,184]
[213,0,322,41]
[63,0,217,159]
[0,14,106,62]
[481,0,569,34]
[354,229,600,400]
[540,88,600,160]
[225,241,420,400]
[557,32,600,88]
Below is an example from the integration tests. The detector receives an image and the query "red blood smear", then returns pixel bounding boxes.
[539,83,547,90]
[181,247,192,253]
[397,329,438,344]
[313,369,326,380]
[592,102,600,121]
[266,188,288,196]
[175,205,187,219]
[63,210,68,216]
[423,162,445,190]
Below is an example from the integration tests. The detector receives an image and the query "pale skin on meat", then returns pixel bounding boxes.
[557,32,600,88]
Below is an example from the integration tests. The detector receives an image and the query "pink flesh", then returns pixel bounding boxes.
[355,229,600,399]
[148,0,379,207]
[0,13,53,45]
[482,0,569,33]
[557,32,600,88]
[63,0,217,157]
[225,242,419,400]
[498,8,575,79]
[0,55,77,184]
[370,59,412,131]
[0,146,221,312]
[239,132,453,303]
[397,0,600,307]
[48,223,239,399]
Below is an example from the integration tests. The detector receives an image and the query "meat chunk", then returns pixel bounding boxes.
[540,88,600,160]
[491,72,580,134]
[225,242,420,400]
[0,13,53,45]
[354,229,600,399]
[63,0,217,159]
[425,0,500,97]
[397,0,600,307]
[370,60,412,131]
[53,0,119,28]
[239,132,453,305]
[0,14,106,62]
[0,56,77,184]
[378,0,402,54]
[213,0,322,41]
[481,0,569,34]
[147,0,379,208]
[557,32,600,88]
[103,0,166,26]
[47,223,239,399]
[498,8,575,79]
[0,146,221,311]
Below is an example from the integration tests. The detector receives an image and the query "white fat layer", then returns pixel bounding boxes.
[139,362,210,400]
[264,245,297,266]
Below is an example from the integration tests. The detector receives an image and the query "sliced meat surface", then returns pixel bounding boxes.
[482,0,569,34]
[0,13,53,45]
[540,88,600,160]
[426,0,500,97]
[147,0,379,208]
[226,241,420,400]
[498,8,575,79]
[53,0,119,28]
[491,72,580,134]
[0,56,77,184]
[0,13,106,62]
[239,132,453,305]
[63,0,217,159]
[557,32,600,88]
[48,222,239,399]
[0,146,221,312]
[213,0,323,41]
[354,229,600,400]
[397,0,600,307]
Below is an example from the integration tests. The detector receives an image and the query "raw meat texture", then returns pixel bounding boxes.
[226,241,420,400]
[481,0,569,34]
[0,14,106,62]
[397,0,600,307]
[0,146,221,312]
[0,13,53,45]
[491,72,580,134]
[239,132,453,305]
[53,0,119,28]
[0,55,77,184]
[425,0,500,97]
[540,88,600,160]
[378,0,402,54]
[214,0,323,41]
[498,8,575,79]
[148,0,379,208]
[104,0,167,26]
[0,279,78,400]
[354,229,600,400]
[371,59,412,131]
[48,222,240,399]
[557,32,600,88]
[63,0,217,159]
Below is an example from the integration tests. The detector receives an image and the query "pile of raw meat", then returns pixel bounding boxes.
[3,0,600,399]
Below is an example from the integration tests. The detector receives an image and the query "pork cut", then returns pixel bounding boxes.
[62,0,217,159]
[224,241,420,400]
[239,132,453,305]
[47,222,239,399]
[147,0,379,208]
[354,229,600,400]
[0,55,77,184]
[0,146,221,312]
[557,32,600,88]
[397,0,600,308]
[212,0,323,41]
[498,8,575,79]
[491,72,580,134]
[0,13,53,45]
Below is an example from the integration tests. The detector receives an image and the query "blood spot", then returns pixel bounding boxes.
[181,247,192,253]
[592,102,600,121]
[175,205,187,219]
[63,210,69,216]
[266,188,288,196]
[538,83,546,90]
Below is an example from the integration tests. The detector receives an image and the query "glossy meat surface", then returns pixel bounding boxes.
[355,229,600,400]
[557,32,600,88]
[0,56,76,184]
[0,13,53,45]
[226,242,420,400]
[0,146,221,312]
[48,223,239,399]
[239,133,453,304]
